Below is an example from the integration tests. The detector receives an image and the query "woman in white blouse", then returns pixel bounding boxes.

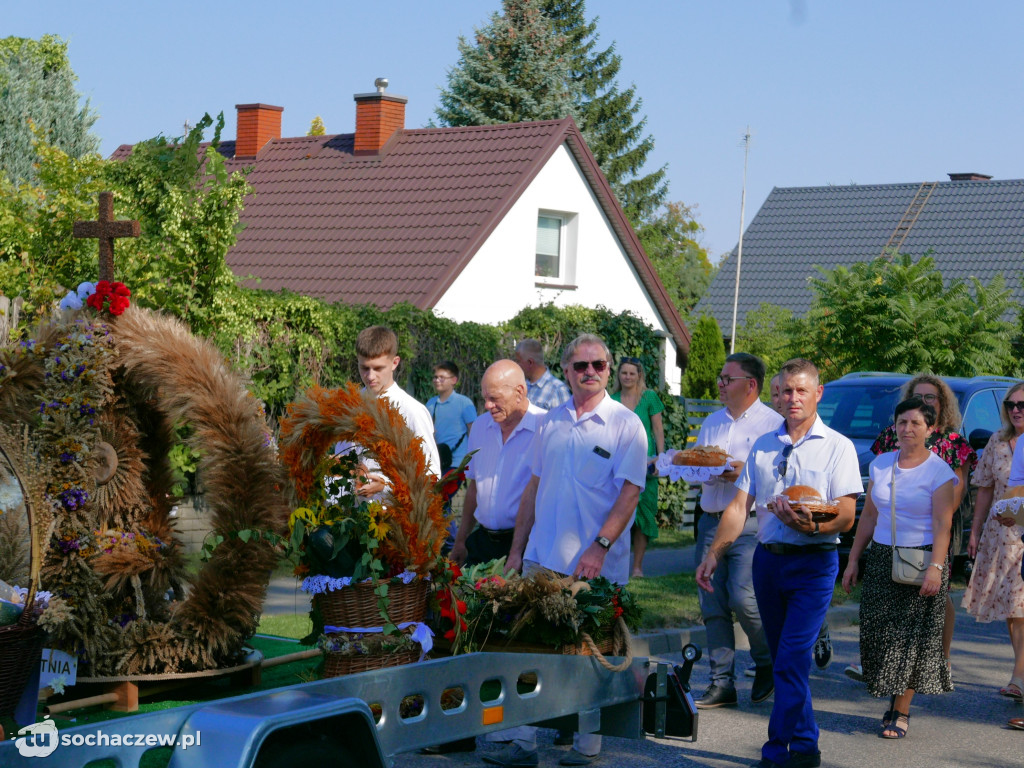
[842,396,956,739]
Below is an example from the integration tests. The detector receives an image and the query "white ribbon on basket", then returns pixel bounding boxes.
[324,621,435,660]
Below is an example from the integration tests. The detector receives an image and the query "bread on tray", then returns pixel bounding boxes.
[672,445,730,467]
[779,484,839,522]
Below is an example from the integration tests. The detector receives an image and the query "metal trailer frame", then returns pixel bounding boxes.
[1,652,671,767]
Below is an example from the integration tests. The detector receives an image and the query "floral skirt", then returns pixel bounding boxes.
[859,542,953,697]
[962,517,1024,621]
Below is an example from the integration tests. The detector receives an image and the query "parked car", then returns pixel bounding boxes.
[817,372,1019,563]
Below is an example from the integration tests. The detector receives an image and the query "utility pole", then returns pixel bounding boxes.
[729,126,751,354]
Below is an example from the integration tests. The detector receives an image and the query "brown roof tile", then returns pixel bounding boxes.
[113,118,689,355]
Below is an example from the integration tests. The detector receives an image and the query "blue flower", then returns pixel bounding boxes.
[76,282,97,300]
[59,292,83,311]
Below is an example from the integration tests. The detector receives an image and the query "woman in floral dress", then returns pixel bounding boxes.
[962,381,1024,700]
[871,374,977,665]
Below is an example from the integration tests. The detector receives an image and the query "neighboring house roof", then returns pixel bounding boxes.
[697,177,1024,332]
[113,117,690,353]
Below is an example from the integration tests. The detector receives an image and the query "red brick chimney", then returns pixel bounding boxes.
[235,103,283,158]
[353,78,407,156]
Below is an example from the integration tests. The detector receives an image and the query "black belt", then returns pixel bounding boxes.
[760,542,837,555]
[704,509,756,519]
[480,527,514,541]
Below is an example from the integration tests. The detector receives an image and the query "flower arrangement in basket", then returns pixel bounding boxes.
[447,558,643,669]
[279,384,462,673]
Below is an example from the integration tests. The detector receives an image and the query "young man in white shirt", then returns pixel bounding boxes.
[348,326,441,499]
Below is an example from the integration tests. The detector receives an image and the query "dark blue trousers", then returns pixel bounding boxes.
[752,545,838,764]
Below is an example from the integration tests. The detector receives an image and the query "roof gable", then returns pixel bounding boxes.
[697,178,1024,331]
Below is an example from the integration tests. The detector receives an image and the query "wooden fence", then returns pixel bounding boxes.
[678,397,720,528]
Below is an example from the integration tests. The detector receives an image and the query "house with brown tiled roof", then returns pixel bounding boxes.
[114,82,690,391]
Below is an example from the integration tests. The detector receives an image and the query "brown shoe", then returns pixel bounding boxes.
[1008,717,1024,731]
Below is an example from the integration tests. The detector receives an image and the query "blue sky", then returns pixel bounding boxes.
[6,1,1023,260]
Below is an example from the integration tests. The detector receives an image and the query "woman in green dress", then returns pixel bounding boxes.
[612,357,665,578]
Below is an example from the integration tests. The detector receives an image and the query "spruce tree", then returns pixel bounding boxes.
[436,0,578,127]
[683,313,726,400]
[0,35,99,184]
[539,0,667,223]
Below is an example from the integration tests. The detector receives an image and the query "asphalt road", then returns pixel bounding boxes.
[390,608,1023,768]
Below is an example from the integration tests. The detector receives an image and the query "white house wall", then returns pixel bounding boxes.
[432,144,682,394]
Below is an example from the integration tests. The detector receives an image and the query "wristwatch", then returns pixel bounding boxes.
[594,535,612,550]
[929,562,945,572]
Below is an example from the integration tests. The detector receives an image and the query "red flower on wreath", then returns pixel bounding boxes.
[86,280,132,316]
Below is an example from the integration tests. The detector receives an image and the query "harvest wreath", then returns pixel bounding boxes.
[278,384,463,670]
[0,286,289,676]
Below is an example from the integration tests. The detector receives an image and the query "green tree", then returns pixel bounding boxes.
[734,302,802,386]
[638,202,715,315]
[683,313,725,399]
[308,116,326,136]
[805,253,1014,380]
[0,34,99,184]
[436,0,578,128]
[105,113,252,337]
[539,0,667,223]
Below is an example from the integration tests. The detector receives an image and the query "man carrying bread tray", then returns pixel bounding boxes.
[685,353,782,710]
[696,358,862,768]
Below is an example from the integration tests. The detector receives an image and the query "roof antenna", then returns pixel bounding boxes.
[729,126,752,354]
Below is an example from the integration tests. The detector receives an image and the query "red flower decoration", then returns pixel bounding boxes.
[86,280,132,316]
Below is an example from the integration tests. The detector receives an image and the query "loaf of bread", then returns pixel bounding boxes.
[672,445,729,467]
[781,484,839,521]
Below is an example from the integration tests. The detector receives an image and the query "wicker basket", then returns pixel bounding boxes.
[0,440,45,720]
[0,612,46,718]
[479,634,620,656]
[323,645,421,677]
[315,578,428,629]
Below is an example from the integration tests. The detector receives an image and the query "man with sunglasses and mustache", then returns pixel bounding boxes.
[501,334,647,767]
[693,353,783,711]
[696,358,862,768]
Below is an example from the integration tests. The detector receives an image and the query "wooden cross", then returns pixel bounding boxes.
[73,191,140,282]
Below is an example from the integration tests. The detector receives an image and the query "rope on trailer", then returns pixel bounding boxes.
[578,616,633,672]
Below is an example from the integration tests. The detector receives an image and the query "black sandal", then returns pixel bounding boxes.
[880,711,909,739]
[881,696,896,728]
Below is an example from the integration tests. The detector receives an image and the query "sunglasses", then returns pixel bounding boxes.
[1005,400,1024,412]
[620,356,643,366]
[778,444,794,477]
[572,359,609,373]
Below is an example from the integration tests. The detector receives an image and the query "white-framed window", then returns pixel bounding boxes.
[535,210,577,286]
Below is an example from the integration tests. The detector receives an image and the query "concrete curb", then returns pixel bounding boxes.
[632,590,966,659]
[631,602,862,659]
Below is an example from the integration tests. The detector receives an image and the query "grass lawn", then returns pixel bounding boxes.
[630,571,702,629]
[257,613,312,640]
[648,525,695,550]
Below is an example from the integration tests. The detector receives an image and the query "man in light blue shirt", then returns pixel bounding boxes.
[696,358,862,768]
[515,338,570,412]
[694,353,783,711]
[425,361,477,473]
